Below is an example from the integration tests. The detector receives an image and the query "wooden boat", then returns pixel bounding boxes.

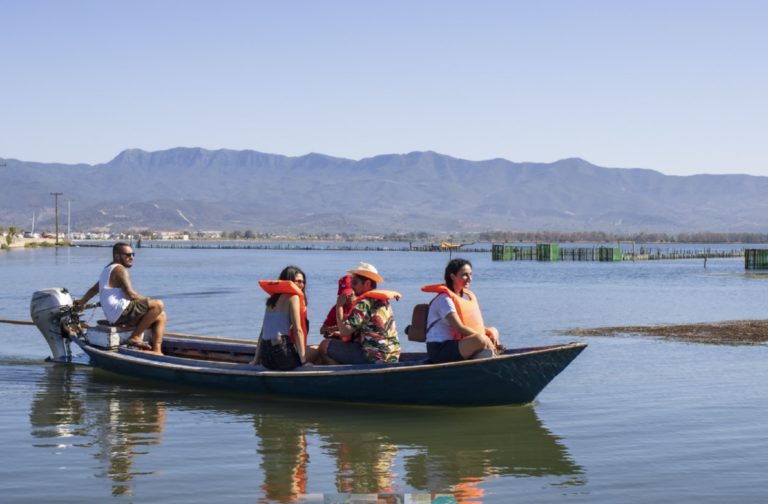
[31,288,586,407]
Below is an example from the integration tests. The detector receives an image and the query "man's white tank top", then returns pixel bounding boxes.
[99,264,130,323]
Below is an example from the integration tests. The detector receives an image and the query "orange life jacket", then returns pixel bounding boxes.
[258,280,308,347]
[421,284,485,340]
[352,289,402,305]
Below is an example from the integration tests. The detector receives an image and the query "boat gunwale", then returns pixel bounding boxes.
[75,338,587,378]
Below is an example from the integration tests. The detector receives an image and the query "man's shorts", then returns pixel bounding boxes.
[115,299,150,326]
[327,339,368,364]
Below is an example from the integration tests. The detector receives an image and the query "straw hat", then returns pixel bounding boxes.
[347,262,383,284]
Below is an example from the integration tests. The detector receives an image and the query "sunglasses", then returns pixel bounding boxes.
[122,252,135,257]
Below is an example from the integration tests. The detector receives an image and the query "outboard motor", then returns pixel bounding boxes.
[31,288,81,362]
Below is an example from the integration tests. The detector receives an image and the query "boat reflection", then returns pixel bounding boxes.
[29,365,167,497]
[30,366,583,501]
[253,402,584,501]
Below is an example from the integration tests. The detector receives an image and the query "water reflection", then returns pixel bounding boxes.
[252,403,585,500]
[30,366,583,500]
[30,366,166,497]
[254,413,311,502]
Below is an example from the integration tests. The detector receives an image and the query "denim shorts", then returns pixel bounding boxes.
[260,335,302,371]
[327,339,368,364]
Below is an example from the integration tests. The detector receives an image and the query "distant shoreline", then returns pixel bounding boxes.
[73,239,491,254]
[2,237,62,250]
[64,239,756,262]
[3,237,764,263]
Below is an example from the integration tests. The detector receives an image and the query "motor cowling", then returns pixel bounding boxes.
[31,288,76,362]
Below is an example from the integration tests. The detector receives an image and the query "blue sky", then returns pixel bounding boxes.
[2,0,766,175]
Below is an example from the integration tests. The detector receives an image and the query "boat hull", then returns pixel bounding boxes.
[76,338,586,406]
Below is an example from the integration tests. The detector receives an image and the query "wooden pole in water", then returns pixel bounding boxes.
[0,319,35,326]
[0,319,254,344]
[50,192,62,245]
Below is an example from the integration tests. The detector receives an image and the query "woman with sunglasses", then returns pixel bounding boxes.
[251,265,318,369]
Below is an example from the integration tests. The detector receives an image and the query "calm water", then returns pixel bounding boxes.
[1,246,767,503]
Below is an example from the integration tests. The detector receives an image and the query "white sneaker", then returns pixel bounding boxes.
[471,348,495,360]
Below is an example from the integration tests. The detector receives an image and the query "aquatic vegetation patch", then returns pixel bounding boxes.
[561,320,768,346]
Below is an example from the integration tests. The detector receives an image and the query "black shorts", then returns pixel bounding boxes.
[115,299,150,326]
[427,340,463,363]
[327,339,368,364]
[260,335,302,371]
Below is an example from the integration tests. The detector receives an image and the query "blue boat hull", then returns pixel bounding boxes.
[75,338,586,406]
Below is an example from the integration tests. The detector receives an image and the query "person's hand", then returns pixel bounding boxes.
[485,327,501,346]
[336,294,349,308]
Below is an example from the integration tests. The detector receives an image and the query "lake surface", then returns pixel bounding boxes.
[1,246,767,503]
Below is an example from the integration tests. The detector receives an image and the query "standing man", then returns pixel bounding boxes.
[75,242,167,354]
[321,262,400,364]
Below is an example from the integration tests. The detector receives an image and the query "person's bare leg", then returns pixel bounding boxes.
[249,344,261,365]
[485,326,503,352]
[128,300,164,353]
[149,309,167,354]
[305,345,321,364]
[458,335,494,360]
[130,301,162,338]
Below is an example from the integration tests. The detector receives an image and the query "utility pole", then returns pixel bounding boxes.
[50,192,63,246]
[67,200,71,239]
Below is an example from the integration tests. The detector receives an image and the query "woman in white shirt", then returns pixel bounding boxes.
[423,258,500,363]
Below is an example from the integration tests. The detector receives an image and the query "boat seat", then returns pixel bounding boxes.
[96,319,138,331]
[88,320,149,349]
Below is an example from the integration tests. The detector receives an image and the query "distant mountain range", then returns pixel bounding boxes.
[1,148,767,234]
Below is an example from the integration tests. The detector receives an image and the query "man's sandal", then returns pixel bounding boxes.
[126,340,152,351]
